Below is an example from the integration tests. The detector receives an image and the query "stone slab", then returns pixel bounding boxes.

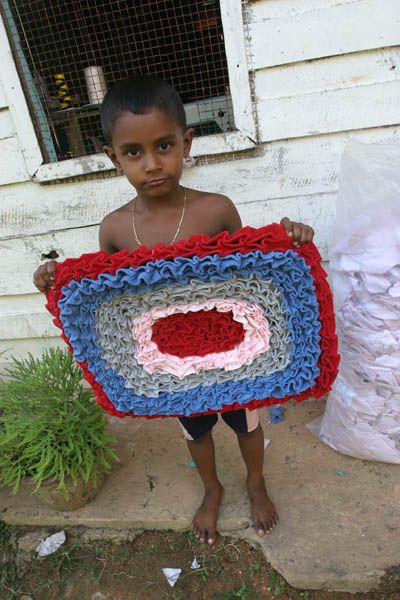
[0,398,399,592]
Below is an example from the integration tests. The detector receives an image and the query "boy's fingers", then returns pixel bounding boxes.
[33,261,57,292]
[291,222,302,242]
[300,225,314,244]
[33,268,44,288]
[45,261,57,280]
[281,219,315,246]
[300,227,309,244]
[34,274,47,292]
[280,217,293,236]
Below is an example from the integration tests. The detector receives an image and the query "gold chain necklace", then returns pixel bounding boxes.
[132,188,187,247]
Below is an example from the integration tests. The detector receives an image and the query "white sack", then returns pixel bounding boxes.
[308,141,400,463]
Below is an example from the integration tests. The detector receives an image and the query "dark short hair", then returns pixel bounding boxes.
[100,76,187,143]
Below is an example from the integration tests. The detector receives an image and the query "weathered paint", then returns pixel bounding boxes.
[34,131,256,183]
[0,108,15,139]
[0,78,7,108]
[0,190,336,297]
[0,0,400,362]
[1,125,398,240]
[0,135,29,184]
[248,0,400,69]
[254,46,400,141]
[220,0,257,139]
[0,16,42,179]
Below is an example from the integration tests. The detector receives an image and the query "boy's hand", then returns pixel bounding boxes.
[33,260,57,292]
[280,217,314,247]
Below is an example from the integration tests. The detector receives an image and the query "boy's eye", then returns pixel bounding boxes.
[127,148,139,157]
[159,142,171,151]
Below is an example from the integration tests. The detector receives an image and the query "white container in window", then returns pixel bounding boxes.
[84,66,107,105]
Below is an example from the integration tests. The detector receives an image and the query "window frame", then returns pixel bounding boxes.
[0,0,256,183]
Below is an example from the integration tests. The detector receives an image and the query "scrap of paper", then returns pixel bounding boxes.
[36,531,66,558]
[191,558,201,569]
[162,567,182,587]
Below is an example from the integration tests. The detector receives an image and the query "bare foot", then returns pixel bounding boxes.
[247,475,278,536]
[192,482,224,545]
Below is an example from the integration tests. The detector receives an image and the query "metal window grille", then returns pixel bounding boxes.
[1,0,234,163]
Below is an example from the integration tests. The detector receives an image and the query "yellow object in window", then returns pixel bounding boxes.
[54,73,72,109]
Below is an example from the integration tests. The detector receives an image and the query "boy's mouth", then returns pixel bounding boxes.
[147,177,168,187]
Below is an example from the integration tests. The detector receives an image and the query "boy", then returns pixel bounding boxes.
[34,76,314,545]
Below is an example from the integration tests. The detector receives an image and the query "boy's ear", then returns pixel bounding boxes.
[103,144,123,173]
[183,128,194,158]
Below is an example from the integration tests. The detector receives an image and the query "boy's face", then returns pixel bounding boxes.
[104,109,193,198]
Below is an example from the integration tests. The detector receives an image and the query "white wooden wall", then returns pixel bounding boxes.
[0,0,400,368]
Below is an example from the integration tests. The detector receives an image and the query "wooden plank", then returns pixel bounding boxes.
[0,296,54,342]
[248,0,400,69]
[249,0,360,19]
[0,176,128,239]
[0,108,15,139]
[0,136,30,184]
[256,48,400,98]
[192,131,255,156]
[33,154,115,183]
[0,225,99,296]
[33,132,256,183]
[257,79,400,142]
[220,0,256,139]
[0,191,335,296]
[0,16,42,177]
[0,79,7,109]
[0,309,57,340]
[255,49,400,141]
[2,125,399,240]
[0,338,63,373]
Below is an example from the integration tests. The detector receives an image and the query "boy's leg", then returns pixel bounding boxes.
[222,410,278,536]
[179,416,224,545]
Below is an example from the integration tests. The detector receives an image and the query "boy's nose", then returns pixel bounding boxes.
[144,153,160,172]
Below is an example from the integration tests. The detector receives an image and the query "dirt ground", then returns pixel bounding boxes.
[1,523,399,600]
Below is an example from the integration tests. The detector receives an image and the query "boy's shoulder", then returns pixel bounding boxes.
[99,200,134,253]
[100,200,133,231]
[101,200,133,223]
[191,190,236,214]
[190,190,242,234]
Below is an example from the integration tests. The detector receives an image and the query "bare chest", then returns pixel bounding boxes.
[113,206,224,252]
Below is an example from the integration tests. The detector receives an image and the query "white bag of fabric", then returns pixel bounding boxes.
[308,140,400,463]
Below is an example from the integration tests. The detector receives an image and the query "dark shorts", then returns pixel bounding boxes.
[178,408,259,440]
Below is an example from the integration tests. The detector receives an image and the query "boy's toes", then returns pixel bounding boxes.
[256,521,268,537]
[207,529,216,545]
[255,517,277,537]
[257,528,266,537]
[192,522,200,539]
[193,521,216,544]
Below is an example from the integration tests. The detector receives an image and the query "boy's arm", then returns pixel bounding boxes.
[99,214,118,254]
[214,195,242,234]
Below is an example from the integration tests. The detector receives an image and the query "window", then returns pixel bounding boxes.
[1,0,255,181]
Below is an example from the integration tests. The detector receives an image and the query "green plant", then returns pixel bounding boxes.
[213,563,262,600]
[45,543,90,585]
[0,520,11,547]
[268,569,286,597]
[186,529,196,541]
[0,348,117,497]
